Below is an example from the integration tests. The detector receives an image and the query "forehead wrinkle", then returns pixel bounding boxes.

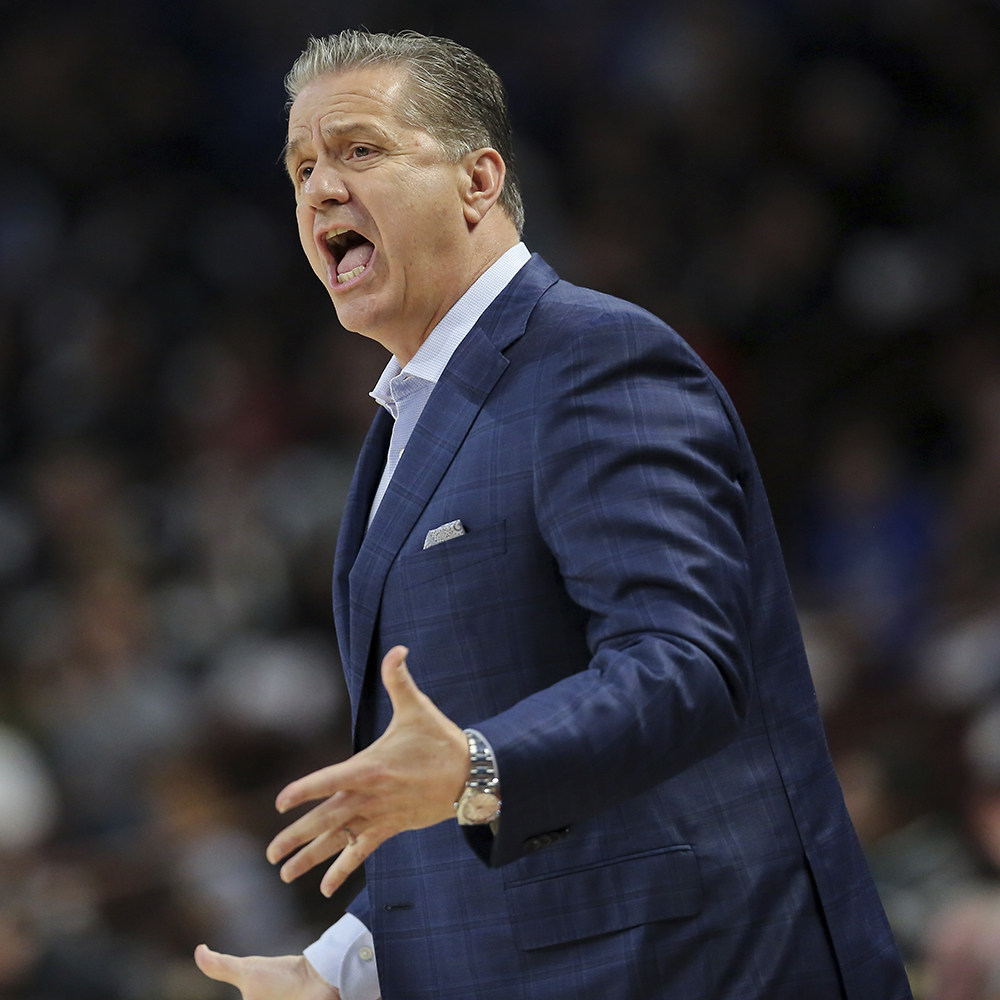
[321,121,393,145]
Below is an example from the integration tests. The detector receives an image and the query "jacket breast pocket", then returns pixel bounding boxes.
[504,845,701,951]
[400,519,507,587]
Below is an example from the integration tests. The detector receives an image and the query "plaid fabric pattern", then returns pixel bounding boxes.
[334,257,912,1000]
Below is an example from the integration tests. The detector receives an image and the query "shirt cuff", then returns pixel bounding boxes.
[303,913,380,1000]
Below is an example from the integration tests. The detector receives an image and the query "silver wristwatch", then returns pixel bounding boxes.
[455,729,501,826]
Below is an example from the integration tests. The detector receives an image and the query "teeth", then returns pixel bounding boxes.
[325,227,351,247]
[337,264,366,284]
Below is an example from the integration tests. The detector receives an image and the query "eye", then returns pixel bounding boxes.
[298,165,313,182]
[351,145,376,159]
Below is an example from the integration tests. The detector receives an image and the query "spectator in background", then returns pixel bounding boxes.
[923,705,1000,999]
[832,712,977,970]
[798,413,941,685]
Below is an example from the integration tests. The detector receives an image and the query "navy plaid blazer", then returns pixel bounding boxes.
[334,257,912,1000]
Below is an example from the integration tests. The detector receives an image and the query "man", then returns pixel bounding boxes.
[195,30,912,1000]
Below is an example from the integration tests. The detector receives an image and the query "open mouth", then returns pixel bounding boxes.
[325,228,375,284]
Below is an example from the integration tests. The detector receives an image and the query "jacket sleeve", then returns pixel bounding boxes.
[472,306,755,867]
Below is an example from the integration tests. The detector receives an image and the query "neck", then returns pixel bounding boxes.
[386,227,520,366]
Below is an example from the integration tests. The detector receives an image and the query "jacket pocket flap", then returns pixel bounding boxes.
[506,845,701,951]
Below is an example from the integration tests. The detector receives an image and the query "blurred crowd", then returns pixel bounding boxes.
[2,0,1000,996]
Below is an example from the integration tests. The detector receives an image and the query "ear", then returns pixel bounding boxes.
[460,148,506,225]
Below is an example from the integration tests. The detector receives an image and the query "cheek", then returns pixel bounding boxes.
[389,204,459,269]
[295,209,321,264]
[295,207,310,243]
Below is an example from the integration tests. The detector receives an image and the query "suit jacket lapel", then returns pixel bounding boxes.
[332,407,392,667]
[342,256,560,705]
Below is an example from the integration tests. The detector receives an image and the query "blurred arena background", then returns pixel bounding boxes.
[2,0,1000,996]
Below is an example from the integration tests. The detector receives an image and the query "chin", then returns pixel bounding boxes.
[330,304,363,334]
[331,301,384,342]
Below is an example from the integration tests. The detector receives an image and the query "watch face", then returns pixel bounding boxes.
[458,788,500,825]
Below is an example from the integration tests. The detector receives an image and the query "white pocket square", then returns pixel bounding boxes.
[423,519,466,549]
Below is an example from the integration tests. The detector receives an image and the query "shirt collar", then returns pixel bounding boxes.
[370,242,531,410]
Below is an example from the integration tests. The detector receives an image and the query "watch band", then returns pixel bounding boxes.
[455,729,501,825]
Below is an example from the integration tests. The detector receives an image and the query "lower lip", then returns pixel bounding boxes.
[328,247,376,293]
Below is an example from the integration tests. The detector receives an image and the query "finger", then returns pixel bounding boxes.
[319,827,383,897]
[194,944,244,987]
[275,761,350,814]
[267,791,356,864]
[278,824,354,883]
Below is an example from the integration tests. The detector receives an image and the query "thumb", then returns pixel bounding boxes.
[381,644,420,713]
[194,944,245,987]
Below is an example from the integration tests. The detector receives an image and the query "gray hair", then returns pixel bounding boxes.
[285,30,524,234]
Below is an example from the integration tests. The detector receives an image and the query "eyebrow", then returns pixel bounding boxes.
[282,122,392,168]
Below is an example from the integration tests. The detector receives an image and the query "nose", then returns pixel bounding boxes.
[302,158,349,207]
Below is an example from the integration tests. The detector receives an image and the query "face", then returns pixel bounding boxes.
[286,65,474,357]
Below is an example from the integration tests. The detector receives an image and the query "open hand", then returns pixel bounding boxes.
[193,944,339,999]
[266,646,469,896]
